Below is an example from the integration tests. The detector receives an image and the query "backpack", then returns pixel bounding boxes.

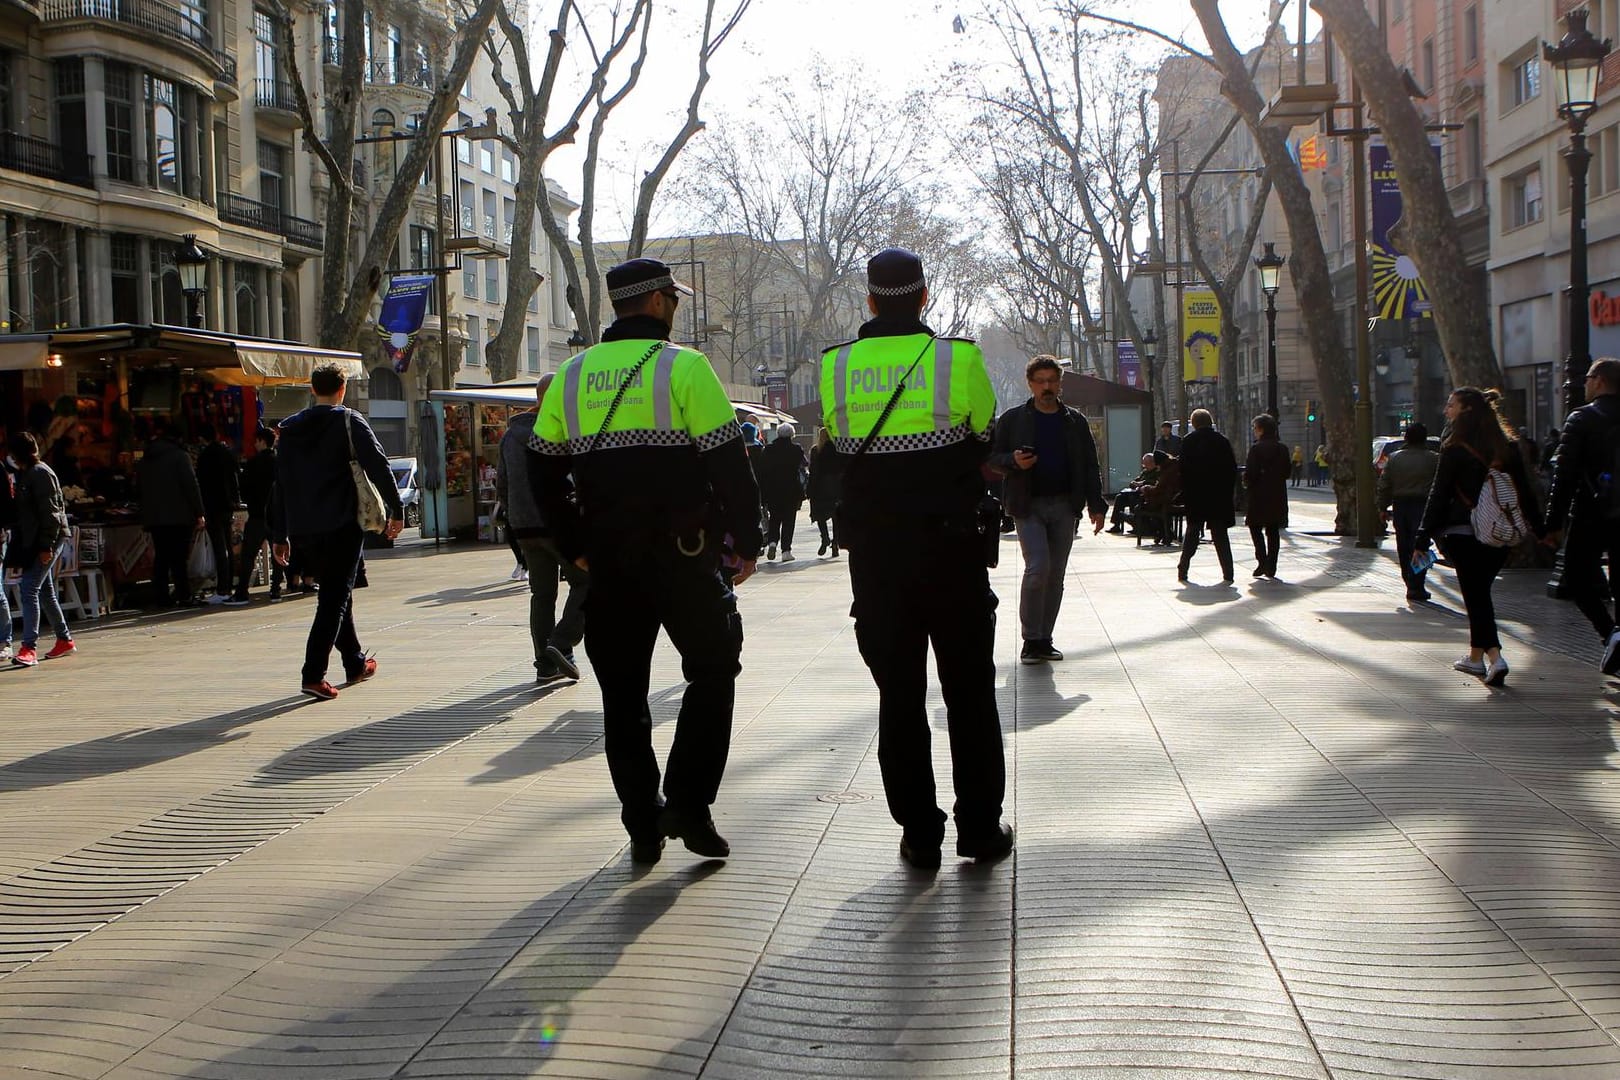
[1464,459,1531,548]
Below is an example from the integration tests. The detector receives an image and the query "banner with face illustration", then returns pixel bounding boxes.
[1183,291,1220,383]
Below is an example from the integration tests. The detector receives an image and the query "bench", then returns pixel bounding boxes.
[1124,499,1186,547]
[5,567,110,623]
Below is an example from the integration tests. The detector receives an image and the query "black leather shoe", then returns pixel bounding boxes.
[956,823,1014,863]
[899,836,942,870]
[661,807,730,858]
[630,837,664,865]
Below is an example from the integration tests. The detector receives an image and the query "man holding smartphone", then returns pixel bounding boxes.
[990,355,1107,664]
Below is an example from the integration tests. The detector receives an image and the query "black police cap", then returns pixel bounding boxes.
[867,248,926,297]
[605,258,695,302]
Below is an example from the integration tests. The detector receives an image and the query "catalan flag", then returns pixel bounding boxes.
[1297,134,1327,172]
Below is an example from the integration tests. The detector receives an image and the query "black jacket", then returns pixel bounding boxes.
[1418,441,1544,546]
[989,398,1106,519]
[757,437,808,510]
[240,448,277,520]
[7,461,69,560]
[1178,426,1239,527]
[0,458,16,529]
[137,436,205,529]
[1546,393,1620,533]
[272,406,402,541]
[807,444,843,519]
[197,440,241,512]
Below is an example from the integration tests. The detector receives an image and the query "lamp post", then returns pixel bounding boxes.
[1546,9,1613,419]
[1254,241,1285,418]
[1140,328,1158,397]
[177,234,208,329]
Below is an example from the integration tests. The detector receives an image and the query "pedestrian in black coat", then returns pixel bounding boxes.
[1244,414,1291,579]
[1176,409,1238,584]
[807,426,843,557]
[196,422,241,601]
[757,423,807,561]
[137,420,205,606]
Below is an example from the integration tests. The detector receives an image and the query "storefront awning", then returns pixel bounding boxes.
[0,325,363,384]
[0,338,49,371]
[231,340,366,381]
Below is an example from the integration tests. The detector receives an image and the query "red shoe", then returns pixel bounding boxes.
[300,680,339,701]
[344,657,377,686]
[11,645,37,667]
[43,639,76,660]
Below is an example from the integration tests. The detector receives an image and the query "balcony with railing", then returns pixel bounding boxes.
[213,50,236,85]
[254,77,298,116]
[218,192,324,251]
[42,0,212,52]
[0,130,93,187]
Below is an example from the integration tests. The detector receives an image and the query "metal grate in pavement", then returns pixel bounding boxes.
[0,668,541,978]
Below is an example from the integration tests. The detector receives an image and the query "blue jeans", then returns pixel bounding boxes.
[1,531,12,645]
[1015,495,1077,643]
[19,539,72,648]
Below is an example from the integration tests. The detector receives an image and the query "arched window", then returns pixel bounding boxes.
[369,366,405,399]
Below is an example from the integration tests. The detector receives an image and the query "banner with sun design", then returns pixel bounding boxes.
[1369,140,1441,321]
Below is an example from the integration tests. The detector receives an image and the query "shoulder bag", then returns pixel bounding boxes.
[344,409,391,534]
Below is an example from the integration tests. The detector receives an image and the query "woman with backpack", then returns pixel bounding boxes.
[1414,387,1543,687]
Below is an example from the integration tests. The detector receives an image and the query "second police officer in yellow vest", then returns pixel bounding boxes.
[819,248,1013,870]
[526,258,762,866]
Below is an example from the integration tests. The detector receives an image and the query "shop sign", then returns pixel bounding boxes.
[1590,289,1620,328]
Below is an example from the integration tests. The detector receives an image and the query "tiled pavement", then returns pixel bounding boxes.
[1,500,1618,1079]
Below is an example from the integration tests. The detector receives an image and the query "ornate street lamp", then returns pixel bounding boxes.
[1546,9,1613,418]
[176,234,208,329]
[1253,241,1286,418]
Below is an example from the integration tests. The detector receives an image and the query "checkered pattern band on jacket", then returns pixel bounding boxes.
[832,420,982,455]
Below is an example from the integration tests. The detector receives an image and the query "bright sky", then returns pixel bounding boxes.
[540,0,1317,237]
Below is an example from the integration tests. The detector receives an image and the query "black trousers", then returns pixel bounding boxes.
[203,507,233,596]
[583,534,743,841]
[1248,523,1280,574]
[234,515,284,599]
[1391,497,1430,598]
[294,524,366,684]
[766,503,798,552]
[1179,513,1234,580]
[148,525,192,604]
[849,525,1004,846]
[1439,533,1509,650]
[1563,518,1620,640]
[1111,489,1142,524]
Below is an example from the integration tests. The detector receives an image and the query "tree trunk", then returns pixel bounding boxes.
[1311,0,1499,390]
[1190,1,1360,531]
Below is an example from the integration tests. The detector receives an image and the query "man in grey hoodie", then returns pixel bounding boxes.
[497,373,590,682]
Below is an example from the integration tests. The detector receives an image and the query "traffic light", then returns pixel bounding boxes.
[1305,399,1317,423]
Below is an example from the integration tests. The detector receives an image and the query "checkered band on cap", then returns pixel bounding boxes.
[869,277,926,297]
[607,274,677,302]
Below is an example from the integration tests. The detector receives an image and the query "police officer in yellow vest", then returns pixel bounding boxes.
[820,247,1013,870]
[528,258,762,865]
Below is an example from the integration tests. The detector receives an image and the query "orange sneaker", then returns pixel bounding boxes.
[344,657,377,685]
[300,680,339,701]
[43,639,76,661]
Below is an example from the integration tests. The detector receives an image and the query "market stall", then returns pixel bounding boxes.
[0,324,364,608]
[425,383,538,542]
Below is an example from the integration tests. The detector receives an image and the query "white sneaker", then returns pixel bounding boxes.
[0,644,11,662]
[519,569,529,581]
[781,550,794,561]
[509,566,524,580]
[1485,655,1509,687]
[1602,630,1620,676]
[1452,656,1487,678]
[205,594,229,605]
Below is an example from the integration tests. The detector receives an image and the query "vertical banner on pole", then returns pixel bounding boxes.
[1183,291,1221,382]
[1369,139,1441,320]
[377,274,435,373]
[1116,340,1142,389]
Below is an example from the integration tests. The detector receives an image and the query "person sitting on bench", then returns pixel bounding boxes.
[1108,453,1160,533]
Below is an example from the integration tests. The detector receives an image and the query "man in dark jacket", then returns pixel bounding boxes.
[196,422,241,603]
[496,373,589,683]
[229,426,282,604]
[989,354,1106,664]
[1154,421,1183,456]
[1176,409,1238,585]
[271,363,403,700]
[137,418,205,607]
[1377,423,1440,602]
[1107,453,1159,532]
[1545,357,1620,673]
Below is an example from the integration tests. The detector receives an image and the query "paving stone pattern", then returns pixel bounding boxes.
[0,520,1616,1078]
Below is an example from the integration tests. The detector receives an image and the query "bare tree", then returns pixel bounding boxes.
[1310,0,1499,388]
[273,0,502,352]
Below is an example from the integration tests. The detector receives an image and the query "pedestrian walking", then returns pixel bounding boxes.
[819,246,1012,870]
[1244,413,1291,579]
[1154,421,1183,456]
[137,417,206,607]
[527,257,761,865]
[270,363,404,701]
[1176,409,1238,585]
[990,353,1106,664]
[1291,444,1304,487]
[497,372,590,684]
[0,447,15,662]
[807,426,842,557]
[228,427,283,604]
[758,423,808,561]
[1542,357,1620,674]
[5,433,74,666]
[1377,423,1440,602]
[1414,387,1543,687]
[195,423,241,604]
